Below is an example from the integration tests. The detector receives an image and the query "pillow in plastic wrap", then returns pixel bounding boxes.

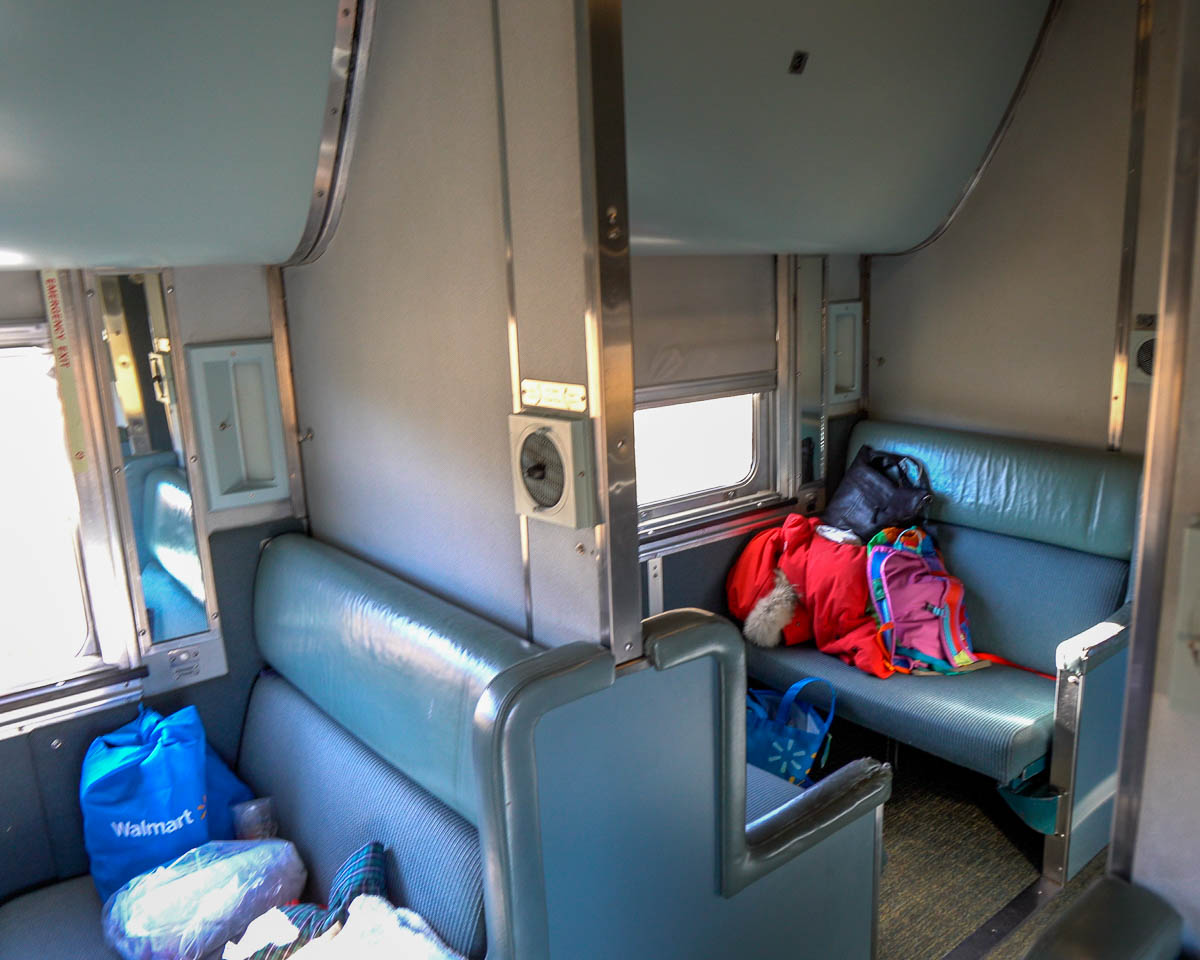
[102,839,307,960]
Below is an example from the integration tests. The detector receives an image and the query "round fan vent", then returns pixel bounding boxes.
[1136,336,1155,377]
[519,430,565,509]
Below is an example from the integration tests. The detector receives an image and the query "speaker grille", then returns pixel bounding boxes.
[1136,337,1155,377]
[519,430,565,508]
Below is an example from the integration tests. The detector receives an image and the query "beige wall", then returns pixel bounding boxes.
[868,0,1137,448]
[282,0,526,633]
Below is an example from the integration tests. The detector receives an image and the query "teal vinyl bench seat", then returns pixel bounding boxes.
[0,535,814,960]
[747,420,1141,881]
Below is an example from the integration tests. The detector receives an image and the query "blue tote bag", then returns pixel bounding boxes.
[746,678,836,786]
[80,706,251,900]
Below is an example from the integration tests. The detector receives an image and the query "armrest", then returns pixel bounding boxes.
[643,609,892,896]
[1056,602,1132,675]
[744,757,891,875]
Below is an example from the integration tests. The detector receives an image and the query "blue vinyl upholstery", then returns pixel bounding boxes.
[143,466,205,603]
[254,534,537,825]
[239,672,488,958]
[929,522,1128,676]
[748,644,1054,782]
[0,877,118,960]
[749,420,1138,786]
[140,466,207,643]
[849,420,1141,559]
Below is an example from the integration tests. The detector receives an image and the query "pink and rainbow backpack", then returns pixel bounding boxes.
[867,527,989,675]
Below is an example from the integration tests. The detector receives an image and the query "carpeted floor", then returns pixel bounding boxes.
[814,719,1103,960]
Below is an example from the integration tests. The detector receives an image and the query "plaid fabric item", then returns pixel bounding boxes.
[248,841,387,960]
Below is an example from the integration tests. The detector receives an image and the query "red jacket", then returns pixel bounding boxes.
[727,515,892,678]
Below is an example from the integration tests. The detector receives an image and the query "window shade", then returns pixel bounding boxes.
[631,255,777,400]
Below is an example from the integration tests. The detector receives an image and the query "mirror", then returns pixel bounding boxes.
[95,273,208,644]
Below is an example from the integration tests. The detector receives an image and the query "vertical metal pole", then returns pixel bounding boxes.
[1110,0,1200,878]
[577,0,643,662]
[490,0,535,643]
[859,254,872,416]
[1108,0,1155,451]
[775,255,798,499]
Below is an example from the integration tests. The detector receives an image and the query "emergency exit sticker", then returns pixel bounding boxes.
[41,271,89,473]
[521,378,587,413]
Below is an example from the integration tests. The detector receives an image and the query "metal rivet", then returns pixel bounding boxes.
[607,227,621,240]
[165,286,174,295]
[342,6,350,14]
[330,107,339,116]
[86,289,95,298]
[212,612,220,621]
[624,642,633,651]
[1068,674,1080,684]
[112,466,122,475]
[575,543,586,555]
[50,738,63,750]
[616,439,626,450]
[137,629,146,637]
[316,189,326,199]
[189,455,198,463]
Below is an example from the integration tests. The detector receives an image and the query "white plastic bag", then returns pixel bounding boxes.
[102,839,307,960]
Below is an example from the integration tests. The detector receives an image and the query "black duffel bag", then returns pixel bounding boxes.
[823,445,933,541]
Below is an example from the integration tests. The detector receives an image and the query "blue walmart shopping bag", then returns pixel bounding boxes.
[79,705,251,901]
[746,678,835,786]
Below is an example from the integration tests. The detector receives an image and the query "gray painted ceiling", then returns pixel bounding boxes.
[623,0,1050,254]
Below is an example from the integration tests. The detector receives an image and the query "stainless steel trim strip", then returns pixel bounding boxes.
[158,272,224,642]
[879,0,1063,257]
[1110,0,1200,880]
[859,254,872,413]
[285,0,375,265]
[1109,0,1156,451]
[646,556,664,615]
[633,370,778,407]
[819,256,830,480]
[0,321,48,347]
[939,876,1062,960]
[491,0,533,642]
[639,500,804,561]
[871,804,883,960]
[578,0,643,663]
[268,268,309,522]
[1044,664,1084,885]
[775,254,798,498]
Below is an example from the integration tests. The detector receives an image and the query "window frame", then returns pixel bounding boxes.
[634,384,785,539]
[81,268,228,695]
[635,255,827,542]
[0,273,146,726]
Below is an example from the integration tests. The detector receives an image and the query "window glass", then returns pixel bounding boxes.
[0,345,95,691]
[634,393,756,505]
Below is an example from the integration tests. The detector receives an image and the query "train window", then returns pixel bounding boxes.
[0,339,110,694]
[635,392,777,535]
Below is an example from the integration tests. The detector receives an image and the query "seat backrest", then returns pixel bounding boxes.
[248,534,539,956]
[847,422,1140,673]
[143,465,205,601]
[253,534,536,824]
[239,673,488,957]
[848,420,1141,559]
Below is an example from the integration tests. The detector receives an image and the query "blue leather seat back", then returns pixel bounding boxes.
[239,673,487,958]
[122,451,178,563]
[143,466,205,602]
[932,523,1128,676]
[253,534,536,825]
[848,421,1142,560]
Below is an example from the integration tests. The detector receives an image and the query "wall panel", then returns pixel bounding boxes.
[282,0,525,634]
[868,0,1136,447]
